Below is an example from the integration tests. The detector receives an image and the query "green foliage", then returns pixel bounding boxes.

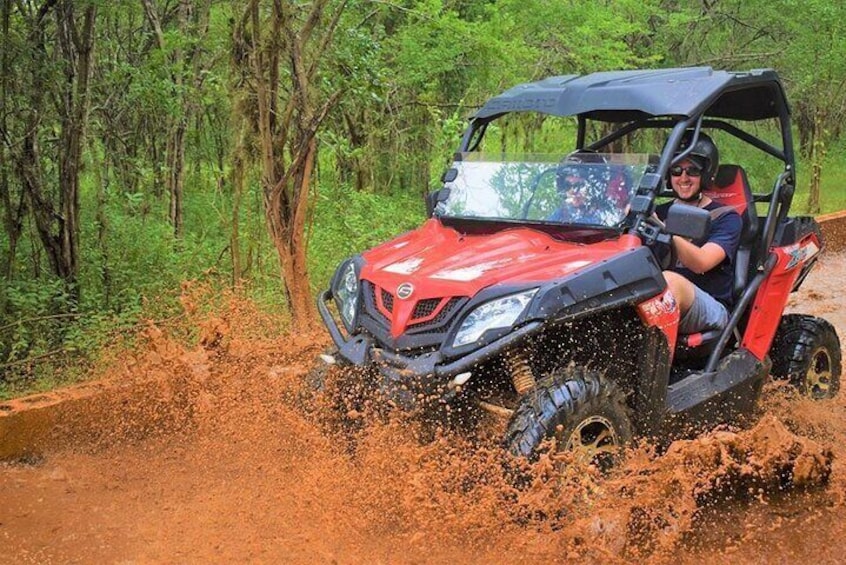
[308,182,425,291]
[486,0,663,75]
[1,278,72,363]
[6,0,846,399]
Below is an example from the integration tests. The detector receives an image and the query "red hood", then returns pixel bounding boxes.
[360,219,641,337]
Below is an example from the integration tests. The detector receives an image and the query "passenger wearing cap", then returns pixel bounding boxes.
[655,132,742,334]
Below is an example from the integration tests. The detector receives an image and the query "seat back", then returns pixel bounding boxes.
[703,164,758,298]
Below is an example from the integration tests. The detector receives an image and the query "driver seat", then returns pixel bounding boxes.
[704,164,759,296]
[675,164,758,352]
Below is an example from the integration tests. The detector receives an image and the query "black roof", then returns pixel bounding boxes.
[473,67,789,123]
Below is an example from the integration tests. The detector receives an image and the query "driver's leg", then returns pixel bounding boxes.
[665,271,729,333]
[663,271,695,315]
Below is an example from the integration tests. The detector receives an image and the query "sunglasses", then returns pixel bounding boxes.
[670,165,702,177]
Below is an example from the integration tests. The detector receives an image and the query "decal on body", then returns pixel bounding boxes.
[640,290,678,318]
[430,259,510,282]
[384,257,423,275]
[785,241,820,270]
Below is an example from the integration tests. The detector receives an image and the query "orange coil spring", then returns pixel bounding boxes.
[509,353,536,395]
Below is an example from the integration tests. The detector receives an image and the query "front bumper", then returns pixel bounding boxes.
[318,290,542,405]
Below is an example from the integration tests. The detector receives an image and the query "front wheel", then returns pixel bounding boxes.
[504,368,632,471]
[771,314,841,399]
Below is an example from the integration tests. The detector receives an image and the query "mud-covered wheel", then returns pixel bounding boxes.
[301,350,375,442]
[300,349,353,417]
[304,348,339,394]
[771,314,842,400]
[504,368,632,470]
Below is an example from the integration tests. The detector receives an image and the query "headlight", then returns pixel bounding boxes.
[333,261,360,331]
[452,289,537,348]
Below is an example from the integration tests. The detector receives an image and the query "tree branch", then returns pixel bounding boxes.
[140,0,166,50]
[306,0,348,84]
[0,313,83,334]
[0,348,66,369]
[696,50,786,66]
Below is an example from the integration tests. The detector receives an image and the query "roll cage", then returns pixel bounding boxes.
[461,68,793,194]
[458,68,794,256]
[452,67,799,373]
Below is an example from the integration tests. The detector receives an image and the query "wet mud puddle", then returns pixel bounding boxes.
[2,253,846,564]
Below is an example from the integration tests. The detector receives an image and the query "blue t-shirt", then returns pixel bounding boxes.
[656,200,743,306]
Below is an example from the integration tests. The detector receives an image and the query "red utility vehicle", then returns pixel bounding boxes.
[316,67,841,465]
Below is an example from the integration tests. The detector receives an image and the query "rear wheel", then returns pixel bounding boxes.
[504,368,632,471]
[771,314,841,399]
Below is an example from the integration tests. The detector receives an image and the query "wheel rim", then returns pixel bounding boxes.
[805,346,834,399]
[563,415,620,470]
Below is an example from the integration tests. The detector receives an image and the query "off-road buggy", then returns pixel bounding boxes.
[314,67,841,465]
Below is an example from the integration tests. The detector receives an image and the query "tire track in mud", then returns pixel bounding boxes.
[1,252,846,564]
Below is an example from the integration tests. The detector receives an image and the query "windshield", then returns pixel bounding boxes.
[436,152,652,228]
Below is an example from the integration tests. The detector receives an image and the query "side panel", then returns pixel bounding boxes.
[742,232,822,359]
[636,289,680,353]
[664,349,769,434]
[631,326,672,437]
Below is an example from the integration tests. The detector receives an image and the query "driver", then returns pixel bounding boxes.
[655,132,742,334]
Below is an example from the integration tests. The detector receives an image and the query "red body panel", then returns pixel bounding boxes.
[742,234,823,359]
[361,219,642,338]
[636,288,681,353]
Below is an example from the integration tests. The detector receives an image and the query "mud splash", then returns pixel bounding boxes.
[2,255,846,563]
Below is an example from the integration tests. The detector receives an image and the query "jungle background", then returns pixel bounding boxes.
[2,0,846,397]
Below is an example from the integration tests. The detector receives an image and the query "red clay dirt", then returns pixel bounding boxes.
[2,222,846,563]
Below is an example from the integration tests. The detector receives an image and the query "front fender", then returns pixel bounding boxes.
[526,246,666,324]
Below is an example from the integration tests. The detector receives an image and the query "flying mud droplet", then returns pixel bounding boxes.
[2,259,846,562]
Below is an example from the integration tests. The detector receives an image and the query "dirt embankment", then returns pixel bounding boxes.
[2,217,846,564]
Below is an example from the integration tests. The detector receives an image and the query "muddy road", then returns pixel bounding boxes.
[2,251,846,564]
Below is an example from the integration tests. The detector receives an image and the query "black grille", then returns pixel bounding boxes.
[412,298,440,319]
[360,280,469,348]
[381,289,394,313]
[407,297,464,332]
[363,281,389,323]
[367,282,378,307]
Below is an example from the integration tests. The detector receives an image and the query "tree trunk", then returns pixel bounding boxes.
[143,0,210,239]
[17,7,69,286]
[807,110,824,215]
[149,135,165,199]
[90,136,112,307]
[230,127,246,285]
[795,101,815,159]
[339,109,366,191]
[0,0,25,294]
[264,136,320,329]
[167,120,186,238]
[241,0,347,331]
[53,1,96,304]
[19,130,67,280]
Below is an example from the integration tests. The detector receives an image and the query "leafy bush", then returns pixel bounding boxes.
[308,182,426,291]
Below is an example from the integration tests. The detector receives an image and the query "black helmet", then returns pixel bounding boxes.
[675,131,719,185]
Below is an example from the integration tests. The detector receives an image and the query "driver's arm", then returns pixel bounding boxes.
[671,238,726,274]
[671,210,742,274]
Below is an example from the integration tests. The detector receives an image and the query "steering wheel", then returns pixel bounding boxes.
[633,213,675,270]
[650,234,676,270]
